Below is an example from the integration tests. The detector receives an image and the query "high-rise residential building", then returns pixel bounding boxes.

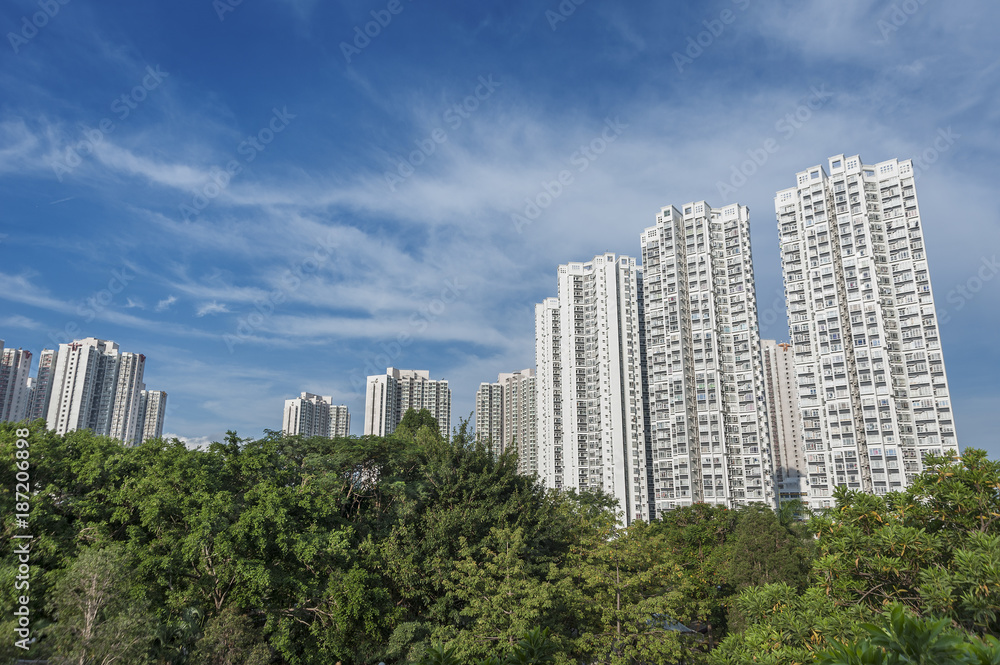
[45,337,163,443]
[28,348,57,422]
[282,392,351,438]
[0,346,33,423]
[132,390,167,444]
[640,203,775,516]
[364,368,451,439]
[762,340,807,504]
[776,154,959,509]
[475,369,538,474]
[535,253,651,525]
[109,350,146,444]
[476,382,503,451]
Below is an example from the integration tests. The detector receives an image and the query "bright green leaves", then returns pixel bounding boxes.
[818,604,1000,665]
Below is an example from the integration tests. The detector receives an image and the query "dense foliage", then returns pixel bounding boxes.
[2,415,998,664]
[712,449,1000,664]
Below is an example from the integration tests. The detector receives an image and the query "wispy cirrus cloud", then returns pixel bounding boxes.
[195,301,231,317]
[155,295,178,312]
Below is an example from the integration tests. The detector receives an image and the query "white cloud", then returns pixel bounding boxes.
[195,301,231,317]
[162,433,215,450]
[155,295,178,312]
[0,314,46,331]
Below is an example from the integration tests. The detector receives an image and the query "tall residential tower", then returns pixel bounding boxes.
[132,390,168,444]
[364,368,451,439]
[776,154,959,509]
[283,392,350,438]
[762,340,807,504]
[475,369,538,474]
[535,253,651,524]
[640,203,775,516]
[0,345,32,423]
[44,337,164,443]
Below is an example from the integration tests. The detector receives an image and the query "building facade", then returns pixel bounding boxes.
[44,338,164,443]
[475,369,538,474]
[776,154,959,509]
[132,390,167,444]
[535,253,651,524]
[640,203,775,516]
[283,392,351,438]
[476,382,503,452]
[364,368,451,439]
[28,348,57,422]
[0,345,33,423]
[108,350,147,444]
[761,340,807,504]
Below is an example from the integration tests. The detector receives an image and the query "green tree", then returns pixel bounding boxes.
[571,519,706,664]
[818,605,1000,665]
[189,604,270,665]
[811,450,1000,634]
[713,448,1000,663]
[433,526,571,659]
[45,544,156,664]
[395,408,443,442]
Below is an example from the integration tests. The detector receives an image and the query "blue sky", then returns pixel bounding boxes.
[1,0,998,457]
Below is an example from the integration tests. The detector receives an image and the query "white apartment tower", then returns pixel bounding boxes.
[132,390,167,444]
[762,340,807,504]
[109,351,147,443]
[364,368,451,439]
[283,392,351,438]
[476,382,503,452]
[45,338,163,443]
[776,154,959,509]
[475,369,538,474]
[640,203,775,516]
[535,253,651,525]
[0,345,33,423]
[28,348,57,422]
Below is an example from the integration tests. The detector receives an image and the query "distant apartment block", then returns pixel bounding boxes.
[0,344,32,423]
[640,203,775,515]
[475,369,538,474]
[28,348,57,422]
[535,253,651,524]
[108,349,146,444]
[44,337,165,444]
[132,390,167,444]
[364,368,451,439]
[283,392,350,438]
[776,154,959,509]
[762,340,807,504]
